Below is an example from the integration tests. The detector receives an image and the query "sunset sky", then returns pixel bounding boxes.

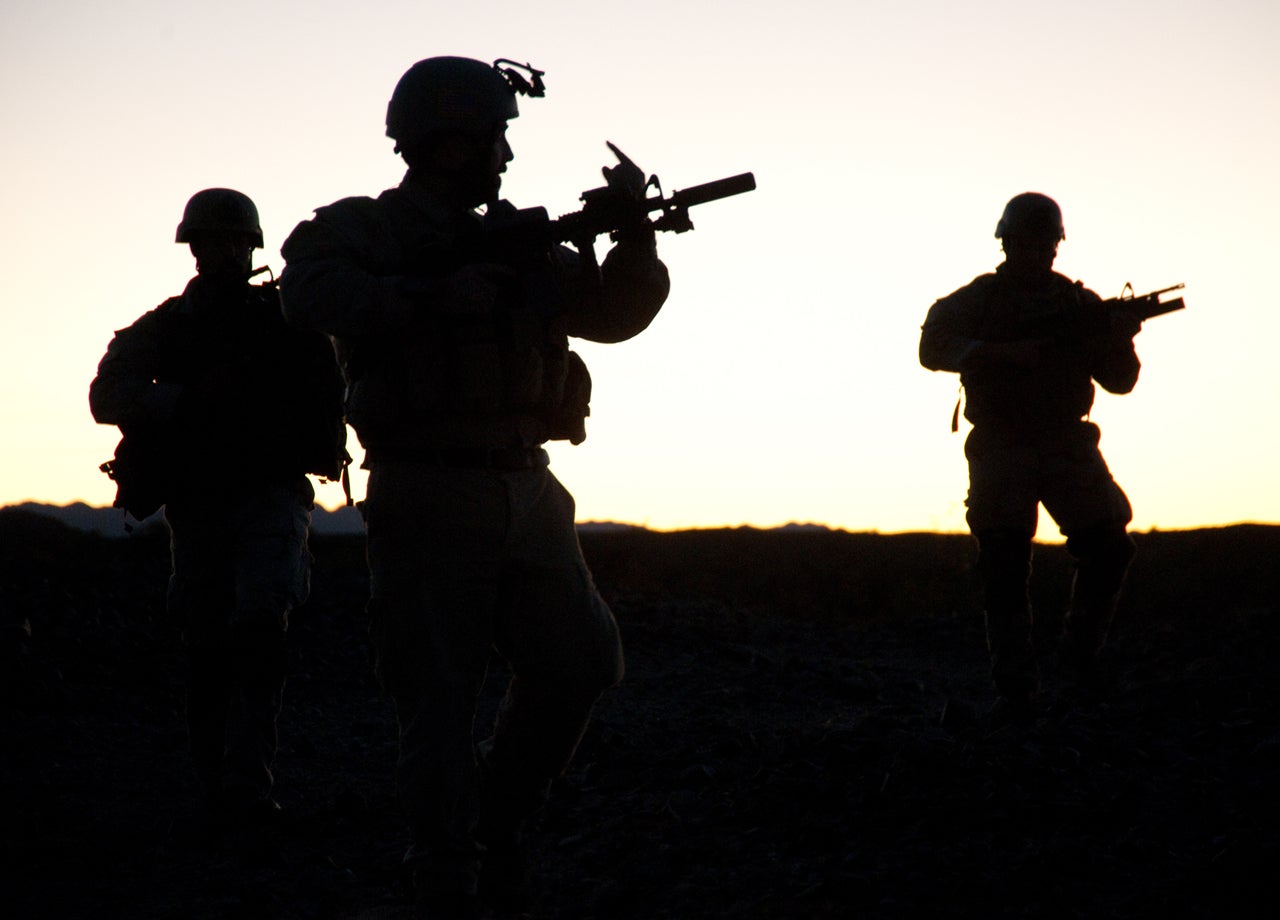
[3,0,1277,538]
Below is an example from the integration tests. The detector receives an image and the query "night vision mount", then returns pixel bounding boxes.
[493,59,546,97]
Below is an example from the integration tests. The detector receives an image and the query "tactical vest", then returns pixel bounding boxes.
[343,189,592,446]
[958,271,1100,430]
[101,279,348,518]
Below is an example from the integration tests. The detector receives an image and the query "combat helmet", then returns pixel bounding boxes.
[175,188,263,248]
[385,56,544,152]
[995,192,1065,241]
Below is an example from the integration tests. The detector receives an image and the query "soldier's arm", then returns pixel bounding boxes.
[1078,285,1141,394]
[279,203,419,338]
[921,281,1046,373]
[559,231,671,343]
[88,312,183,428]
[919,296,976,374]
[1089,327,1141,394]
[920,290,1018,373]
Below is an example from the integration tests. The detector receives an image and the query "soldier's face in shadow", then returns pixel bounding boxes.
[188,231,256,281]
[438,123,514,208]
[1001,234,1059,276]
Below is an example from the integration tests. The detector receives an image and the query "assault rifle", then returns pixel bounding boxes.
[413,145,754,287]
[545,170,758,246]
[1015,280,1187,347]
[476,143,755,261]
[1106,282,1186,321]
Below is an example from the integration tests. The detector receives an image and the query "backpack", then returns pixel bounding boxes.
[97,279,352,516]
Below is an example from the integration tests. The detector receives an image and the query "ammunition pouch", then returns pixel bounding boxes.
[544,350,591,444]
[440,333,591,444]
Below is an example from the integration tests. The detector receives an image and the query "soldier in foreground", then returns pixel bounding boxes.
[90,189,347,824]
[280,58,670,916]
[919,193,1145,714]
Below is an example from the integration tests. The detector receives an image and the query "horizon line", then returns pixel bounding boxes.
[4,500,1278,539]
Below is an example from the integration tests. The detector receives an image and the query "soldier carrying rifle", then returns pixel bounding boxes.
[90,189,347,826]
[920,192,1182,717]
[280,55,751,917]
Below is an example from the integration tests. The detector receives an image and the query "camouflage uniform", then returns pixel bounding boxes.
[280,173,668,891]
[920,262,1139,702]
[90,270,344,810]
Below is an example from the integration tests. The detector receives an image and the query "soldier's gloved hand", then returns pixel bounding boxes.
[602,141,648,201]
[600,142,659,251]
[1110,307,1143,339]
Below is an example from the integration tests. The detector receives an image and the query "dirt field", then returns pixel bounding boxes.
[3,510,1277,918]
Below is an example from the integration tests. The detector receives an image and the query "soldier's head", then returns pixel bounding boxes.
[995,192,1064,273]
[385,57,544,207]
[176,188,261,279]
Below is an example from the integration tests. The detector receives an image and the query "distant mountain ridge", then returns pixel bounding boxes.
[3,501,365,537]
[1,502,840,539]
[8,503,1276,541]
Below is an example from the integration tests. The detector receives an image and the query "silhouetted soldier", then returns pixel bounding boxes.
[279,57,669,917]
[920,193,1142,713]
[90,189,347,824]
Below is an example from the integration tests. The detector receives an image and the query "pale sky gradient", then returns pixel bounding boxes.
[3,0,1277,538]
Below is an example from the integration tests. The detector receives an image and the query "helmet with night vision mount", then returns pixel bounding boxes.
[385,57,545,151]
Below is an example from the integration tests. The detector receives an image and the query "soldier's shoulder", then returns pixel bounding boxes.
[315,193,383,217]
[103,296,187,351]
[127,293,187,328]
[965,271,1000,290]
[1050,271,1102,302]
[153,292,188,314]
[935,272,999,305]
[283,193,396,258]
[310,194,390,234]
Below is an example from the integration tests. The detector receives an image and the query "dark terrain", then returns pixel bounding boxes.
[3,509,1278,918]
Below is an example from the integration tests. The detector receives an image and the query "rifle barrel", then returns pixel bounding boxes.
[1141,283,1185,298]
[656,173,757,211]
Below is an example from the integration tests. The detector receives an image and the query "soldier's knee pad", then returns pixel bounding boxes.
[366,596,429,696]
[975,530,1033,610]
[976,530,1033,577]
[229,615,287,681]
[1067,526,1136,578]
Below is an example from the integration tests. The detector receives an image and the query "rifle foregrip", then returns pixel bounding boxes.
[1140,296,1186,320]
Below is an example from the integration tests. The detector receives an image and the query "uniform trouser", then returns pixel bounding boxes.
[965,423,1135,695]
[362,460,623,894]
[166,480,313,802]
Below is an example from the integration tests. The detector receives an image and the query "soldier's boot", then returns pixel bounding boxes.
[225,619,288,821]
[977,531,1038,710]
[986,608,1039,712]
[1060,592,1118,678]
[406,843,483,920]
[476,829,527,918]
[474,677,601,913]
[474,738,537,916]
[1061,527,1135,680]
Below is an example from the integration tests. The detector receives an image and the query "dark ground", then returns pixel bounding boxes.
[3,509,1278,919]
